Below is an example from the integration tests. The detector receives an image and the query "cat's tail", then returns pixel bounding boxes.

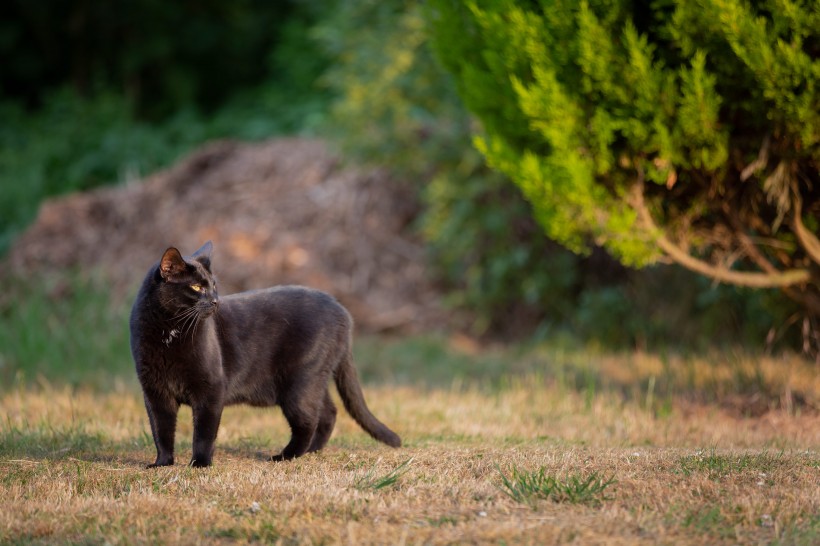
[334,351,401,448]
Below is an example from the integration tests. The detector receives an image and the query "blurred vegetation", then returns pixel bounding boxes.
[314,0,802,347]
[0,0,330,252]
[425,0,820,328]
[0,275,133,388]
[1,0,326,118]
[0,0,814,392]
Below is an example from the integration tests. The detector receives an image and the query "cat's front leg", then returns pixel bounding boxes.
[190,396,224,467]
[143,391,179,468]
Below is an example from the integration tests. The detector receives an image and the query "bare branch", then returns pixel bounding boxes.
[629,182,811,288]
[723,203,820,311]
[763,161,793,231]
[792,196,820,266]
[721,203,781,274]
[740,135,770,181]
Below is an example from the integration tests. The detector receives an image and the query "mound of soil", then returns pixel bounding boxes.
[5,138,444,333]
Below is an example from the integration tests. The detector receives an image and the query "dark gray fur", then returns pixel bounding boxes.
[130,241,401,468]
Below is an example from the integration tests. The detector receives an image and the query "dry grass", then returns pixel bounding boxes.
[1,376,818,546]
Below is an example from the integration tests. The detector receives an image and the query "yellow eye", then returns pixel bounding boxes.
[190,284,203,292]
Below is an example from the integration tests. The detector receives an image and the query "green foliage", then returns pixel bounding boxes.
[572,265,800,349]
[423,172,583,334]
[495,465,616,507]
[316,0,461,177]
[427,0,820,268]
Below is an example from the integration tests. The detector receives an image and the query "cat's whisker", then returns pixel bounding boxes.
[171,307,195,338]
[173,307,200,328]
[187,309,202,340]
[182,309,201,340]
[171,308,197,326]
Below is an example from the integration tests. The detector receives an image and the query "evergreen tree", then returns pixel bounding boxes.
[427,0,820,319]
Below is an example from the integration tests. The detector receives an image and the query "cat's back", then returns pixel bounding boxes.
[219,285,351,332]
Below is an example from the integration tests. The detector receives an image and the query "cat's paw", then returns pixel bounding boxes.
[268,451,301,462]
[190,458,213,468]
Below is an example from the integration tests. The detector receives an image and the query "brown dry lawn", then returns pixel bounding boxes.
[1,356,819,545]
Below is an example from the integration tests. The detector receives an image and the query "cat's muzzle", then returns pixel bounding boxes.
[201,298,219,317]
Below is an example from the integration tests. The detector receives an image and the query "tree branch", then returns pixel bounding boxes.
[629,182,811,288]
[722,202,820,314]
[792,196,820,266]
[721,203,781,274]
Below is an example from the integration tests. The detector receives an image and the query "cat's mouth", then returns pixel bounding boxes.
[199,300,219,318]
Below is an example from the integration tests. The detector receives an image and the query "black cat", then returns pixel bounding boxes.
[129,241,401,467]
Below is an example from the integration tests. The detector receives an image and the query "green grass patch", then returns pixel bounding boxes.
[352,457,414,491]
[675,448,785,480]
[495,465,616,508]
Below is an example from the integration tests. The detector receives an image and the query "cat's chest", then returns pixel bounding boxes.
[138,334,221,398]
[161,328,182,346]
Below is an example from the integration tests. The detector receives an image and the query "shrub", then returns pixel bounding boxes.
[427,0,820,326]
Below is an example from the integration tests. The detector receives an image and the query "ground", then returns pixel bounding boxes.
[2,370,818,545]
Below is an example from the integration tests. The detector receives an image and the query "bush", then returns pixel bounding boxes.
[316,0,804,349]
[426,0,820,324]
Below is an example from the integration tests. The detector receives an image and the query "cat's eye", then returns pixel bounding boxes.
[190,284,203,293]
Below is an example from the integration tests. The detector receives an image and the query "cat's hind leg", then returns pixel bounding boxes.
[270,395,320,461]
[307,390,337,453]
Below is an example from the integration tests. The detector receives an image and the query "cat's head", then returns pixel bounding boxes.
[154,241,219,320]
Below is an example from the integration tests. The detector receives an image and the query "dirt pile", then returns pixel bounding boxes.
[5,138,444,333]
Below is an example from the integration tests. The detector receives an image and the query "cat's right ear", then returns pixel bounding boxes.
[160,247,188,281]
[192,240,213,269]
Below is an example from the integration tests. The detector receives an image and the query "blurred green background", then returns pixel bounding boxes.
[0,0,810,391]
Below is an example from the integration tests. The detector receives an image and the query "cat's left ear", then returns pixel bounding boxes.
[192,241,213,269]
[160,247,188,281]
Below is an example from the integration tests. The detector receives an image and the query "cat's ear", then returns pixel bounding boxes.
[192,241,213,269]
[160,247,188,281]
